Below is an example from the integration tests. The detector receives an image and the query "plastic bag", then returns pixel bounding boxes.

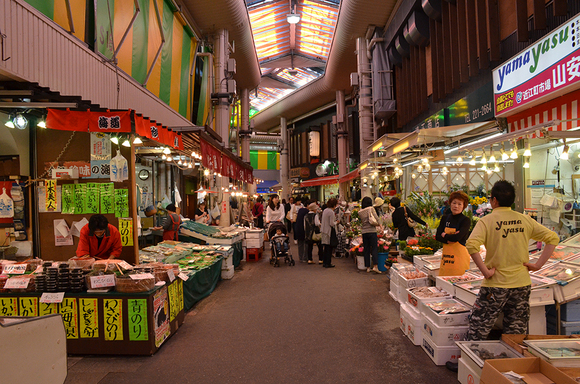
[0,188,14,218]
[211,204,220,219]
[110,150,128,182]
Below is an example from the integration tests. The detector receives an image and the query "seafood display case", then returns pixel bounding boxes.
[524,339,580,367]
[435,272,481,297]
[532,262,580,302]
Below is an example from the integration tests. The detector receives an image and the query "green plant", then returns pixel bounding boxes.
[475,183,486,198]
[417,233,442,251]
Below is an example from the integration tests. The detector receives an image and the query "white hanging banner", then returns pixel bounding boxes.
[0,188,14,218]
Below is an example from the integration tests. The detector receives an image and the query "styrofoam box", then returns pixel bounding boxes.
[530,287,554,306]
[556,319,580,335]
[398,281,409,304]
[422,314,468,347]
[421,332,461,366]
[528,304,547,335]
[221,265,234,280]
[389,281,400,303]
[398,274,429,289]
[422,299,471,327]
[244,238,263,248]
[222,253,234,269]
[435,276,456,297]
[390,264,416,286]
[413,255,428,270]
[553,278,580,303]
[402,303,423,346]
[454,284,478,307]
[399,304,408,336]
[457,357,480,384]
[245,230,263,239]
[405,287,452,315]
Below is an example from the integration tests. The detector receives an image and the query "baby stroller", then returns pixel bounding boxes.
[267,221,295,267]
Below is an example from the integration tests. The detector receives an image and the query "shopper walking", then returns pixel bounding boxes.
[334,201,347,258]
[390,196,427,242]
[265,194,285,225]
[294,201,309,262]
[359,196,383,273]
[435,191,471,276]
[465,181,559,341]
[290,197,304,244]
[252,196,264,228]
[284,197,293,234]
[321,198,339,268]
[305,202,322,264]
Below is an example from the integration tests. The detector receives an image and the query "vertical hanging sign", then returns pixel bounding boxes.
[0,297,17,316]
[90,132,112,178]
[18,297,38,317]
[60,298,79,339]
[128,299,148,341]
[79,298,99,338]
[118,218,134,246]
[86,183,100,214]
[61,184,75,214]
[115,189,129,218]
[45,180,57,212]
[104,299,123,341]
[100,183,115,214]
[74,184,87,214]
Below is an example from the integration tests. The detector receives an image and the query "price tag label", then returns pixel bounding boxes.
[3,265,27,275]
[167,269,175,282]
[4,278,30,289]
[178,272,189,281]
[118,260,133,270]
[89,275,116,288]
[40,292,65,304]
[129,273,155,280]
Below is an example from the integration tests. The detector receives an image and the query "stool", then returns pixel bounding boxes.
[246,248,262,262]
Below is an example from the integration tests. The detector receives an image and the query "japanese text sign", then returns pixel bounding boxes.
[494,12,580,115]
[128,299,148,341]
[45,179,57,212]
[118,218,133,246]
[79,298,99,338]
[60,298,78,339]
[104,299,123,341]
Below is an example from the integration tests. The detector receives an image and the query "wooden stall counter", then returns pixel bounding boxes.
[0,279,184,355]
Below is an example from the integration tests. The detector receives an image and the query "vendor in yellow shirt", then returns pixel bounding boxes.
[465,180,559,341]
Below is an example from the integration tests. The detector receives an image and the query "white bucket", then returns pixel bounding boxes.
[221,265,234,280]
[356,256,366,270]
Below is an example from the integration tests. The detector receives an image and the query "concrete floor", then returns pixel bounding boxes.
[64,242,457,384]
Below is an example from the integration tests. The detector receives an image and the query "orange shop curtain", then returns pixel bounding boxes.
[88,110,132,133]
[46,109,89,131]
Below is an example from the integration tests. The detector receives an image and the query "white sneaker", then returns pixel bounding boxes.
[366,267,371,273]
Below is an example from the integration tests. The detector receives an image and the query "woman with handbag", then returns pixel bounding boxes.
[435,191,471,276]
[359,196,383,273]
[305,202,323,264]
[321,198,339,268]
[390,197,427,242]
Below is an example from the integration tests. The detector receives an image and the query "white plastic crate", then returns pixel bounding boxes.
[221,265,234,280]
[457,357,480,384]
[405,287,452,315]
[421,332,461,366]
[422,314,468,347]
[245,229,263,239]
[528,304,547,335]
[399,304,408,336]
[398,273,429,290]
[389,281,400,303]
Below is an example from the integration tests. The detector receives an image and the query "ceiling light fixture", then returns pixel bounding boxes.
[122,139,131,147]
[37,119,46,128]
[286,12,301,24]
[133,136,143,145]
[163,147,171,155]
[110,136,119,145]
[523,139,532,157]
[561,143,570,160]
[13,113,28,130]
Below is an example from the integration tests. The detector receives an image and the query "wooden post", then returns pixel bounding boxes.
[130,134,139,264]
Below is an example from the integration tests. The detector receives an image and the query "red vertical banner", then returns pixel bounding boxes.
[200,139,222,173]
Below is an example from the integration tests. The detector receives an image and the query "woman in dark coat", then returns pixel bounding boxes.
[294,202,309,262]
[390,197,427,242]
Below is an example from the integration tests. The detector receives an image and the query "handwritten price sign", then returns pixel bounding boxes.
[3,265,27,275]
[40,292,65,304]
[89,274,116,288]
[4,278,30,289]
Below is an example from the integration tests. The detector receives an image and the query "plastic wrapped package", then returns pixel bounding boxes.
[115,275,155,293]
[0,274,8,292]
[68,256,96,270]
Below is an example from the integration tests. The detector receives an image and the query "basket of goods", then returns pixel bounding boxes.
[154,267,170,283]
[115,274,155,293]
[85,269,116,290]
[69,256,96,270]
[93,259,124,273]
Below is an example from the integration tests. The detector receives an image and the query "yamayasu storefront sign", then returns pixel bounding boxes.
[494,13,580,116]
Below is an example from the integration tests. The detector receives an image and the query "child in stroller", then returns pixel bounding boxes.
[268,221,295,267]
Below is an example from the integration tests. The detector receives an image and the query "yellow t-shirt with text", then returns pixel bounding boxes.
[465,207,559,288]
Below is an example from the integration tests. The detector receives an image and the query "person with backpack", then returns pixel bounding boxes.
[252,196,264,228]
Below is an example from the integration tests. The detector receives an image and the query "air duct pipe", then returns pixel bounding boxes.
[336,90,349,200]
[356,37,374,198]
[241,88,251,163]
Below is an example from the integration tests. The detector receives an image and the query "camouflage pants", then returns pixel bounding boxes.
[466,285,531,341]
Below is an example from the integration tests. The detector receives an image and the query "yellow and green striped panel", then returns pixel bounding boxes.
[250,150,280,170]
[24,0,87,42]
[193,55,211,127]
[95,0,198,119]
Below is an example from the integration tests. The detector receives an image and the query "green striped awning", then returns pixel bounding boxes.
[250,150,280,170]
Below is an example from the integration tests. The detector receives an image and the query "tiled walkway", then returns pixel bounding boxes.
[64,241,456,384]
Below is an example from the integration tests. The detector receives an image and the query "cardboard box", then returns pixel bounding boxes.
[480,357,577,384]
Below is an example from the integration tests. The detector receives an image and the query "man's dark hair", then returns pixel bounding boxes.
[166,204,176,212]
[89,214,108,231]
[390,197,401,208]
[295,196,302,204]
[490,180,515,207]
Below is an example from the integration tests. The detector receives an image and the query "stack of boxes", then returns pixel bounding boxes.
[243,229,264,261]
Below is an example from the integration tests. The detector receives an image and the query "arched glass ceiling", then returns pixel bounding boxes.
[247,0,340,112]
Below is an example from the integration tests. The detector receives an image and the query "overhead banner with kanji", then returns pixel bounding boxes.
[494,13,580,116]
[200,139,222,173]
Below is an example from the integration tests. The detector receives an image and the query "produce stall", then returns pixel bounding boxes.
[139,241,225,311]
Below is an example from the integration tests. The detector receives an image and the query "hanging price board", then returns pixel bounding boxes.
[128,299,148,341]
[104,299,123,341]
[45,179,57,211]
[89,275,116,288]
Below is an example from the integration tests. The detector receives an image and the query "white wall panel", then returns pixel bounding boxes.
[0,0,193,128]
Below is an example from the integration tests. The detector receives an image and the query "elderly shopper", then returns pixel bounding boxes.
[320,198,339,268]
[359,196,383,273]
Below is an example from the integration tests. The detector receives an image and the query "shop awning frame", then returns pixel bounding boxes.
[300,175,339,187]
[367,121,500,158]
[338,169,359,184]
